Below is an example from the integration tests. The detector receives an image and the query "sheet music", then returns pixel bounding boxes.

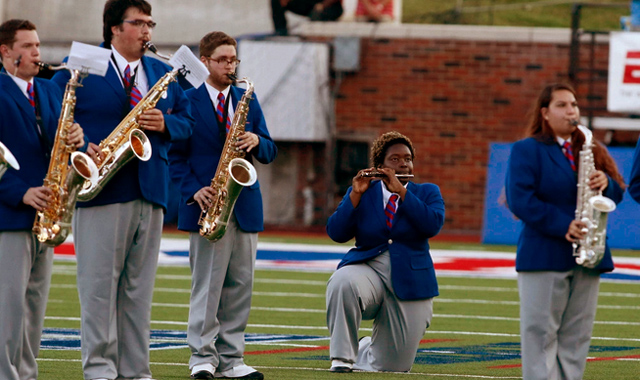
[67,41,111,77]
[169,45,209,88]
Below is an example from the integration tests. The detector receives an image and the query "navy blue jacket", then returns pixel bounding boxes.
[0,74,62,230]
[169,84,277,232]
[327,180,445,300]
[51,53,194,211]
[505,137,624,272]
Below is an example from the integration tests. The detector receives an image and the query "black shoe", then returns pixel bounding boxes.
[191,369,215,379]
[329,366,353,373]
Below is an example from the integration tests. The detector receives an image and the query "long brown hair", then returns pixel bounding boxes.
[525,83,625,188]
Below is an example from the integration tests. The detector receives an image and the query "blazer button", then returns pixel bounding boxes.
[388,239,393,244]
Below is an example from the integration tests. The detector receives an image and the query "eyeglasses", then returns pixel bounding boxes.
[123,19,157,29]
[206,57,241,67]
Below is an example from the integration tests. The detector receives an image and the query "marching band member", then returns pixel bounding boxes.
[50,1,193,379]
[168,31,276,380]
[325,131,445,373]
[505,83,625,380]
[0,19,85,380]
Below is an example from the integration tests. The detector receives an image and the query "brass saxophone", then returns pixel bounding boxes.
[572,122,617,268]
[199,77,258,241]
[0,141,20,182]
[76,62,184,201]
[32,64,99,246]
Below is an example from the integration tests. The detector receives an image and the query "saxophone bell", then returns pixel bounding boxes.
[0,141,20,182]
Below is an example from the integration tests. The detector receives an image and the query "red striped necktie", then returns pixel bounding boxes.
[216,92,231,133]
[385,194,399,229]
[562,141,576,171]
[27,82,36,112]
[124,65,142,109]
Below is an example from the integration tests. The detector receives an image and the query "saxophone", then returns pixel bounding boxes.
[0,141,20,182]
[32,64,99,246]
[76,64,183,201]
[199,77,258,241]
[572,122,617,268]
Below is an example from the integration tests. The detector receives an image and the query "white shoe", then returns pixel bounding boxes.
[191,363,215,379]
[214,364,263,379]
[329,359,353,373]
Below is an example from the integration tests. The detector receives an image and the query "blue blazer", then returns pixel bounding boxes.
[168,84,277,232]
[326,180,445,300]
[505,137,624,273]
[51,54,194,210]
[0,74,62,230]
[629,138,640,204]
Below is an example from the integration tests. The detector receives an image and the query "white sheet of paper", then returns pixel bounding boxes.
[169,45,209,88]
[66,41,111,77]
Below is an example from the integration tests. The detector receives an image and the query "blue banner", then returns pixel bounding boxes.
[482,144,640,249]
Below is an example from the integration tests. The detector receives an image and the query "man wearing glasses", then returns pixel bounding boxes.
[169,31,277,380]
[51,1,193,379]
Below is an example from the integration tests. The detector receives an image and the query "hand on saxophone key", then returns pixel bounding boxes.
[588,170,608,192]
[86,142,106,164]
[65,123,85,149]
[565,219,587,243]
[138,109,166,133]
[236,131,259,153]
[23,186,54,211]
[194,186,217,211]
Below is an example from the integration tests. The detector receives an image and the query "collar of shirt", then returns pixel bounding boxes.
[380,180,407,209]
[205,82,234,115]
[556,136,571,150]
[7,72,34,100]
[111,47,148,94]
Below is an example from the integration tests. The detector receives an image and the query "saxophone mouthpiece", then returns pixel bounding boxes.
[227,73,237,82]
[145,42,172,60]
[570,119,579,126]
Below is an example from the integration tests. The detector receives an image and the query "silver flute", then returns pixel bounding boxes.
[360,171,414,179]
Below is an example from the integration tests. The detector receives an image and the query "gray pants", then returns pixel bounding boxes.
[0,231,53,380]
[187,217,258,372]
[518,267,600,380]
[326,251,433,372]
[73,200,163,380]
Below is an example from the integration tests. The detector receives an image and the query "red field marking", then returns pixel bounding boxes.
[244,339,457,356]
[54,243,75,256]
[435,258,515,271]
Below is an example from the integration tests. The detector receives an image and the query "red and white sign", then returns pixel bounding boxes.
[608,32,640,113]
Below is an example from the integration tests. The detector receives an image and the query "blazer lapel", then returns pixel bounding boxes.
[192,85,219,135]
[1,75,37,126]
[544,142,576,182]
[367,181,387,228]
[103,63,126,97]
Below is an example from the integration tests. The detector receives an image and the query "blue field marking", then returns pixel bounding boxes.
[413,343,640,365]
[163,249,345,261]
[40,328,327,351]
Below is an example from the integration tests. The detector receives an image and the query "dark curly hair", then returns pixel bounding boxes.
[371,131,415,168]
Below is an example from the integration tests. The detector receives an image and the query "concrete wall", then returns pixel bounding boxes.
[0,0,274,61]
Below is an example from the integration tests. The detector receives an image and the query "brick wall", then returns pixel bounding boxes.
[294,23,632,236]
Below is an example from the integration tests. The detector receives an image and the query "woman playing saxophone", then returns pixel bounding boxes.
[505,83,625,380]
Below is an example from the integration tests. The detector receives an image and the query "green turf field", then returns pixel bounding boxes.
[38,241,640,380]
